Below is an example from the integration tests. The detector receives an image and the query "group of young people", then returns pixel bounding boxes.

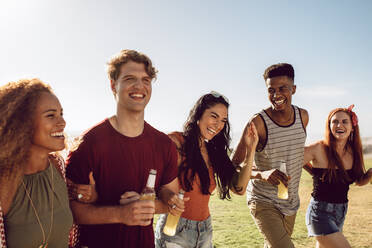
[0,49,371,248]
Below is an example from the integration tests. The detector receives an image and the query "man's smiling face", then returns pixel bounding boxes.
[266,75,296,111]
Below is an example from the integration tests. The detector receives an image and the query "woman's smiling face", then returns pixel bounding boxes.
[198,103,228,141]
[32,92,66,154]
[330,111,353,141]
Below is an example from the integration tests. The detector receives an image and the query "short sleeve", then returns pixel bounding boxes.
[158,138,178,187]
[66,134,95,185]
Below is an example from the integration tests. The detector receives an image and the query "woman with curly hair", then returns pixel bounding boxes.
[304,105,372,248]
[155,92,258,248]
[0,79,75,248]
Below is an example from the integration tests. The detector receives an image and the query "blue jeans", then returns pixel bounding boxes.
[155,214,213,248]
[306,197,348,237]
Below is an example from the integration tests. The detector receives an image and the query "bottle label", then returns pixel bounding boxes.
[147,174,156,188]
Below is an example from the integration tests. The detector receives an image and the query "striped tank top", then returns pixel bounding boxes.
[246,105,306,216]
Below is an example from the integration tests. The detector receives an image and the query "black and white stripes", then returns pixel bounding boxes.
[247,105,307,216]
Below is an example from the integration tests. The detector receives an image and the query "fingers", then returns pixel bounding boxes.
[68,183,97,203]
[121,191,141,199]
[273,170,289,187]
[249,122,258,137]
[89,171,96,185]
[244,122,259,147]
[119,191,140,205]
[167,195,188,216]
[121,200,155,226]
[67,171,97,203]
[263,169,289,186]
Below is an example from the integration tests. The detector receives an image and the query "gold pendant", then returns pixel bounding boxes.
[39,243,48,248]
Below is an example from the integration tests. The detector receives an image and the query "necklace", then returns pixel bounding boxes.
[22,161,54,248]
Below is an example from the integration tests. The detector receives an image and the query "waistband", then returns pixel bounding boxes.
[309,197,348,212]
[178,216,212,232]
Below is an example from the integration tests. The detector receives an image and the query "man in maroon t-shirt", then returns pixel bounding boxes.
[66,50,184,248]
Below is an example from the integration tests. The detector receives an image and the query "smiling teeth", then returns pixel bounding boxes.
[51,132,64,137]
[275,99,285,105]
[130,93,144,98]
[207,128,216,134]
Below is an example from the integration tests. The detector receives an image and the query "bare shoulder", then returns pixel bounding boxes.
[299,108,309,128]
[251,114,265,134]
[251,114,266,147]
[307,140,328,168]
[306,140,324,153]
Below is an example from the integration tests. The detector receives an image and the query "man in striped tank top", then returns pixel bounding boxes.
[233,63,309,248]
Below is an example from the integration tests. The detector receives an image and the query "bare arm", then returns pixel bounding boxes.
[70,199,155,226]
[232,116,289,186]
[155,133,188,215]
[303,163,313,176]
[302,141,324,177]
[355,168,372,186]
[156,177,185,215]
[232,122,258,195]
[231,135,248,166]
[304,141,324,165]
[232,115,264,163]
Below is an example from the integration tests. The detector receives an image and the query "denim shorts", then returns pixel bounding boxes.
[155,214,213,248]
[305,197,348,237]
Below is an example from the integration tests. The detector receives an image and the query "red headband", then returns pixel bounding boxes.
[347,104,358,127]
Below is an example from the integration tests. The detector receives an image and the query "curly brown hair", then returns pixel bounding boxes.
[0,78,53,196]
[107,49,158,82]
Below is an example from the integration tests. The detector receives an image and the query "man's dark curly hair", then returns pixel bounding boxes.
[263,63,294,81]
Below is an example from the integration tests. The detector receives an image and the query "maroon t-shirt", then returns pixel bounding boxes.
[66,119,178,248]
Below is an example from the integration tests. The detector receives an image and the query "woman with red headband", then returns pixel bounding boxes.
[303,105,372,248]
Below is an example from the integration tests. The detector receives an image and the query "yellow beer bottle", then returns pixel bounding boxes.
[163,190,185,236]
[277,161,288,200]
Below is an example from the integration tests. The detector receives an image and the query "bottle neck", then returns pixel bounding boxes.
[146,173,156,188]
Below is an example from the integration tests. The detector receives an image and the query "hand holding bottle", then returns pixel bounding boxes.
[164,190,186,236]
[118,169,157,226]
[277,161,289,200]
[166,190,189,216]
[118,197,155,226]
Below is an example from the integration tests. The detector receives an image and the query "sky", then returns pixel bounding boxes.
[1,0,371,145]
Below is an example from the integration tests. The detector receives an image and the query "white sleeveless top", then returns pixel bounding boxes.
[247,105,306,216]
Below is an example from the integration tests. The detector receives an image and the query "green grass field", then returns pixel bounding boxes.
[155,159,372,248]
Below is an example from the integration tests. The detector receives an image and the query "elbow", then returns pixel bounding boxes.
[232,184,247,196]
[354,180,365,187]
[235,190,245,196]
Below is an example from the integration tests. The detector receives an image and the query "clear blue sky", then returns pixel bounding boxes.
[1,0,371,144]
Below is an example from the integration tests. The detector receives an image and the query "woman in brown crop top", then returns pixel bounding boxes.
[303,105,372,248]
[155,92,258,248]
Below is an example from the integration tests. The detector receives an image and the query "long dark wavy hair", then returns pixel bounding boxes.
[323,108,365,183]
[178,93,238,200]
